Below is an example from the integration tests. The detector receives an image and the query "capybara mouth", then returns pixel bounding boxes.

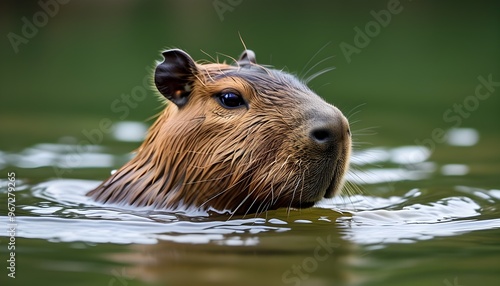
[87,48,351,215]
[288,175,340,209]
[303,159,348,206]
[323,171,341,199]
[323,160,346,199]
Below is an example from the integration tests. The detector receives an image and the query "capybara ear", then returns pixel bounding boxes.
[237,49,257,65]
[155,49,198,108]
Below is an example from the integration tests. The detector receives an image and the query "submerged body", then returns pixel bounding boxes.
[88,49,351,215]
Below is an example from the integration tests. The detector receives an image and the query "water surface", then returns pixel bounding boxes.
[1,124,499,286]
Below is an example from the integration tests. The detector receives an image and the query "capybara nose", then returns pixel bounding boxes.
[309,112,349,149]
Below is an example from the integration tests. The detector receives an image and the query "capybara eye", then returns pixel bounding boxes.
[217,92,245,109]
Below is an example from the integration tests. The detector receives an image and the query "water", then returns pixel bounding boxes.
[1,1,499,285]
[1,124,499,285]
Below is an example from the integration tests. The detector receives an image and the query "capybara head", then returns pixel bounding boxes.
[87,49,351,215]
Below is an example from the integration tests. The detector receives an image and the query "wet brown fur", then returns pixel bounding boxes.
[87,50,351,215]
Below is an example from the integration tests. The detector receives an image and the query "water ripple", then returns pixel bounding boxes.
[0,178,495,247]
[1,140,498,248]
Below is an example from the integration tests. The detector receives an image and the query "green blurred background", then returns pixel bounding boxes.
[1,0,499,150]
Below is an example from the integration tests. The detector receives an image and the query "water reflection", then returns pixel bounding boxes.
[1,176,495,248]
[4,142,116,169]
[441,164,469,176]
[389,146,431,164]
[350,145,431,166]
[0,142,498,249]
[348,145,433,184]
[111,121,148,142]
[0,121,148,169]
[346,168,429,184]
[446,127,479,146]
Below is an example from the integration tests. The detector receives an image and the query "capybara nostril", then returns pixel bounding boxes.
[310,127,334,144]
